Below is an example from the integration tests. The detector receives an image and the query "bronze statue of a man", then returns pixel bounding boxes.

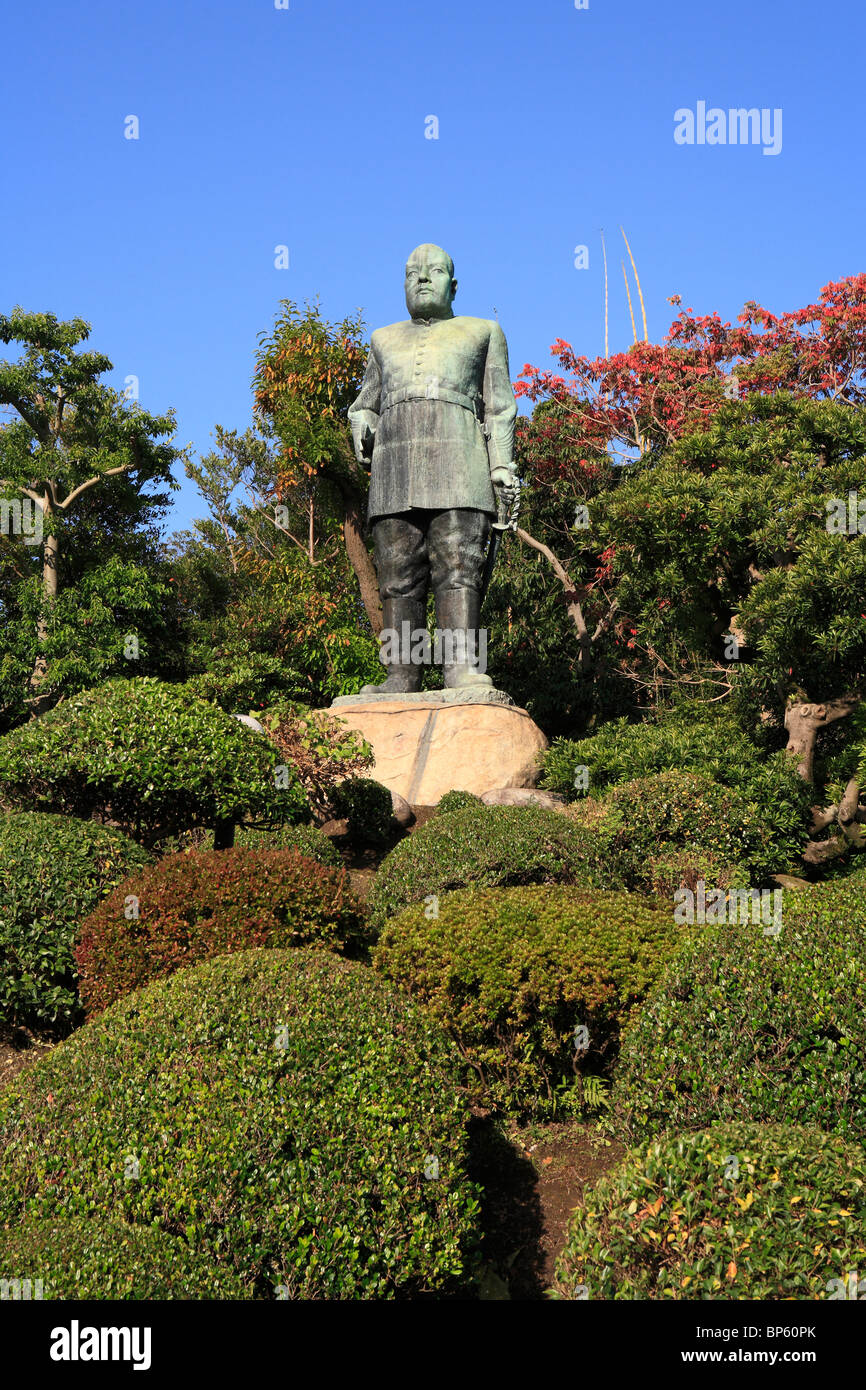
[349,243,519,693]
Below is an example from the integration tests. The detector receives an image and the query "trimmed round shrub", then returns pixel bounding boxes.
[0,1219,246,1299]
[599,771,779,887]
[0,812,151,1030]
[554,1123,866,1300]
[331,777,394,845]
[436,790,483,815]
[0,949,481,1298]
[74,848,369,1015]
[368,804,619,927]
[374,886,687,1115]
[613,884,866,1141]
[0,677,308,848]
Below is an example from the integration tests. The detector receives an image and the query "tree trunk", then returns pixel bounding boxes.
[28,500,57,699]
[332,476,382,636]
[784,696,860,781]
[515,526,591,666]
[213,818,236,850]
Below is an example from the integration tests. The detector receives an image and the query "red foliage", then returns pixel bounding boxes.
[516,276,866,472]
[74,848,369,1015]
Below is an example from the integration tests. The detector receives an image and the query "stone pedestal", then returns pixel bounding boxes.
[329,689,548,805]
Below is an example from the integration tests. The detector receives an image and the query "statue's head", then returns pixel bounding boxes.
[405,244,456,320]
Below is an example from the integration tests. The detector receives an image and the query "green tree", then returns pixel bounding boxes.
[0,309,182,719]
[590,394,866,864]
[175,421,380,706]
[253,299,382,633]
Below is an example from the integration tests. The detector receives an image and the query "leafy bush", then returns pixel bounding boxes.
[232,821,342,863]
[541,710,757,795]
[595,770,781,887]
[641,848,749,898]
[613,883,866,1141]
[331,777,394,845]
[0,678,308,848]
[374,886,687,1115]
[368,804,619,927]
[542,712,812,872]
[0,812,151,1030]
[0,1219,246,1299]
[158,821,342,867]
[75,848,368,1014]
[0,949,481,1298]
[554,1122,866,1300]
[183,651,309,715]
[783,868,866,931]
[815,701,866,795]
[259,701,373,819]
[437,790,483,815]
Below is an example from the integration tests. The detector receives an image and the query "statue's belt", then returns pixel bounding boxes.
[380,386,486,427]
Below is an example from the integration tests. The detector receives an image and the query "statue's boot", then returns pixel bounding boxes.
[436,588,494,690]
[360,596,425,695]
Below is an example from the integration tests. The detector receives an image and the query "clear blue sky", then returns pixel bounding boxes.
[2,0,863,535]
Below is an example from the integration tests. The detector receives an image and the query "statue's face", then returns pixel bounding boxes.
[405,246,456,319]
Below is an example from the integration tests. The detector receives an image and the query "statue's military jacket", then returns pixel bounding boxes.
[348,313,517,519]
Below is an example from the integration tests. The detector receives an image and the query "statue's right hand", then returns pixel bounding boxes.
[353,424,373,464]
[358,424,375,461]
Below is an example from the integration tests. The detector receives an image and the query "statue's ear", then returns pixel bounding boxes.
[450,278,458,300]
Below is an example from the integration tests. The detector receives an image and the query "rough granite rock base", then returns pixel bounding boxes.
[328,691,548,805]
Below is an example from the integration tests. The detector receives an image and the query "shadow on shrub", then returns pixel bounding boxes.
[465,1116,546,1299]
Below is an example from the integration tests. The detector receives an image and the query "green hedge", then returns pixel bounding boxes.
[554,1123,866,1300]
[541,711,812,875]
[75,848,369,1015]
[0,677,308,848]
[0,812,151,1030]
[613,881,866,1141]
[0,949,481,1298]
[368,804,618,927]
[0,1219,246,1299]
[374,886,686,1115]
